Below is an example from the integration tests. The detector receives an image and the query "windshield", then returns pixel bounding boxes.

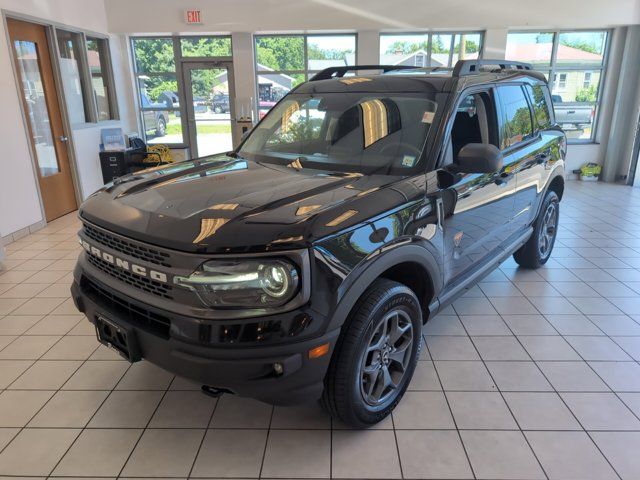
[239,92,438,175]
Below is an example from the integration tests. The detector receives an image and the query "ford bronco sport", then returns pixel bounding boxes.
[72,59,565,427]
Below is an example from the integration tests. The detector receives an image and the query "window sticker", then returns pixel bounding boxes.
[422,111,435,123]
[402,155,416,167]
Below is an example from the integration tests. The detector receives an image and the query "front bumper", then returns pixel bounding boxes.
[71,272,339,405]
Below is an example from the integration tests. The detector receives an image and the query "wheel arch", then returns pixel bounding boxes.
[326,242,442,331]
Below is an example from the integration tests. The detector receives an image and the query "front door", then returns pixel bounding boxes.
[182,61,236,158]
[8,18,77,222]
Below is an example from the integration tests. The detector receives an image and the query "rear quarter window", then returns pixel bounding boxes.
[525,84,553,130]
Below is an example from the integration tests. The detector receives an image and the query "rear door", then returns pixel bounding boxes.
[498,83,558,232]
[439,88,518,285]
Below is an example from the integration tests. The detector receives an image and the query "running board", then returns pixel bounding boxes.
[429,227,533,316]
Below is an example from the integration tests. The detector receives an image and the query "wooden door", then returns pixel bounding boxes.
[7,18,77,222]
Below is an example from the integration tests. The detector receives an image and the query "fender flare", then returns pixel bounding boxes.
[325,240,443,331]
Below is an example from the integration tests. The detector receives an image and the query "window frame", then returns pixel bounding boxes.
[253,32,358,115]
[52,27,119,125]
[378,30,485,68]
[506,29,611,144]
[130,35,233,147]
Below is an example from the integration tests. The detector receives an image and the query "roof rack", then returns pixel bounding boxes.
[452,59,533,76]
[309,65,415,81]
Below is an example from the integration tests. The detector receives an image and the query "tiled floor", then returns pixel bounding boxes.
[1,181,640,479]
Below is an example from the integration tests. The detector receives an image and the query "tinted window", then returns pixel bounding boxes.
[526,84,552,129]
[499,85,533,148]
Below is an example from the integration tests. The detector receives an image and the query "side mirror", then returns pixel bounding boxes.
[455,143,503,174]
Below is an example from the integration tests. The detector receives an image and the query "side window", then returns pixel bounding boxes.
[448,91,499,162]
[525,84,552,130]
[498,85,533,149]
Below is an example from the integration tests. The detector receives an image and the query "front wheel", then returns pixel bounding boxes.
[321,279,422,427]
[513,190,559,268]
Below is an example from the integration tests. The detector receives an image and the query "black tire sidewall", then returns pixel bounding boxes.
[340,283,422,425]
[534,191,560,264]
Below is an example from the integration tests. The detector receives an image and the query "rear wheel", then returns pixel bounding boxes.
[513,190,559,268]
[321,279,422,427]
[155,117,167,137]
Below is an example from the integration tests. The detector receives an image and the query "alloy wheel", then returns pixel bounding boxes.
[538,202,557,259]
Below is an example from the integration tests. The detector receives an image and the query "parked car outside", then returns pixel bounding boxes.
[211,93,230,114]
[140,92,169,137]
[551,94,593,130]
[72,60,565,427]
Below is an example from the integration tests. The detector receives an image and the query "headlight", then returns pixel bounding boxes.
[175,259,300,308]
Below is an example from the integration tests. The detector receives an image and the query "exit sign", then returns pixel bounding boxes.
[185,9,202,24]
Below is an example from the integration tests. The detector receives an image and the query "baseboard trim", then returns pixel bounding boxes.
[1,219,47,246]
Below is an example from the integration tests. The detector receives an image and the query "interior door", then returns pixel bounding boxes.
[182,61,236,158]
[8,18,77,222]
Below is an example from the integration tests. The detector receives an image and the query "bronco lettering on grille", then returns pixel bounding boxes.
[81,239,169,283]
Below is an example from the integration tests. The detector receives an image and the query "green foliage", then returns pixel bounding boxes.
[180,37,231,57]
[133,39,174,73]
[575,84,598,102]
[560,38,599,55]
[256,36,304,70]
[384,36,479,56]
[146,79,178,102]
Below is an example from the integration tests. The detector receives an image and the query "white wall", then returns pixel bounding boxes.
[0,0,135,239]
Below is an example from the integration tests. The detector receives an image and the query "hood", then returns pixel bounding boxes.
[80,154,408,253]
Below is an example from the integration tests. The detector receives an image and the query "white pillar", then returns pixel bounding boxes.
[483,29,508,60]
[231,32,256,121]
[357,30,380,65]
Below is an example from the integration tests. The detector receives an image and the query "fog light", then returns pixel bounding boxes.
[273,362,284,375]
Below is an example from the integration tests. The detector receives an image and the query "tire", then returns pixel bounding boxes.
[155,117,167,137]
[513,190,560,268]
[214,106,223,114]
[321,279,422,427]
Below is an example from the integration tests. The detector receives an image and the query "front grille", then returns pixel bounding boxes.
[83,223,171,268]
[87,253,173,299]
[81,277,170,338]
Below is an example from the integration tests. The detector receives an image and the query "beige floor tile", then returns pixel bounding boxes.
[261,429,330,479]
[0,315,43,335]
[270,403,331,429]
[0,283,49,299]
[0,428,80,475]
[392,391,455,429]
[28,390,109,427]
[121,428,205,477]
[10,297,66,316]
[41,336,98,360]
[115,360,173,390]
[38,283,73,298]
[9,360,81,390]
[191,429,267,478]
[332,429,402,479]
[0,298,27,315]
[0,335,60,360]
[447,391,518,429]
[63,360,129,390]
[48,298,79,315]
[0,390,54,427]
[0,359,33,388]
[89,390,163,428]
[591,432,640,480]
[22,270,67,284]
[149,391,216,428]
[504,392,581,430]
[397,430,473,479]
[434,360,496,391]
[210,395,273,428]
[53,428,142,477]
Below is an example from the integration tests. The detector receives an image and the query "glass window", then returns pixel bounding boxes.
[86,37,116,121]
[525,84,552,129]
[180,37,232,57]
[379,31,483,68]
[254,34,357,114]
[56,29,91,124]
[506,30,608,142]
[499,85,533,148]
[132,38,175,73]
[241,92,437,175]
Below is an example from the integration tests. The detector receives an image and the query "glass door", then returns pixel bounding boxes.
[182,61,236,158]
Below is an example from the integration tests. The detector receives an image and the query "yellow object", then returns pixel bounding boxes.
[145,144,174,164]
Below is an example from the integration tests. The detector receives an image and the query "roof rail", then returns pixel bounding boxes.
[453,59,533,76]
[309,65,415,81]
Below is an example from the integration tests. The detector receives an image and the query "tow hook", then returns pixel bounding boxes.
[201,385,227,398]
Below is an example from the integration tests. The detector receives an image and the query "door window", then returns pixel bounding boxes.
[499,85,534,148]
[448,91,499,162]
[525,84,552,130]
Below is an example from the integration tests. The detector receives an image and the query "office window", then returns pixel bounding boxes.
[56,29,92,124]
[86,37,117,121]
[254,34,356,117]
[506,30,609,142]
[379,32,483,68]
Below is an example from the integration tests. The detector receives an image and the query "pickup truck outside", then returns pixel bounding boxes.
[551,94,593,130]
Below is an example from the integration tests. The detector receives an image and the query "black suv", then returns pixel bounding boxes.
[72,60,565,427]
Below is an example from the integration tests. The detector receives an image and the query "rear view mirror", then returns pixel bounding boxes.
[455,143,503,174]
